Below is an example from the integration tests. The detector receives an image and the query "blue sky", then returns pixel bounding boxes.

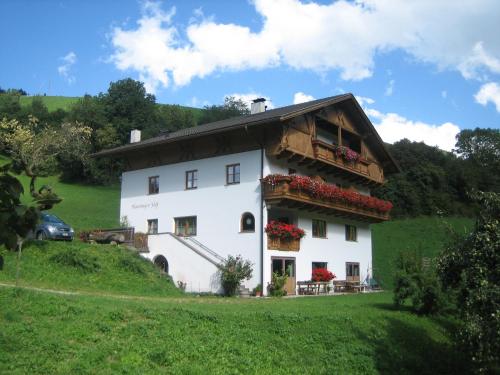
[1,0,499,150]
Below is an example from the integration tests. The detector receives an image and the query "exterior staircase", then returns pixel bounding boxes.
[164,233,225,267]
[239,285,251,298]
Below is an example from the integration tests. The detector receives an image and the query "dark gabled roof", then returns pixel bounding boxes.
[94,94,351,157]
[94,93,400,173]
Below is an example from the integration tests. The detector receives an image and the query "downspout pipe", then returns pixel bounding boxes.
[245,125,265,293]
[260,147,264,294]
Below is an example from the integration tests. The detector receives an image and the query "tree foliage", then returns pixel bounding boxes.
[0,116,91,201]
[198,96,250,125]
[437,191,500,373]
[218,255,253,296]
[0,164,39,250]
[374,136,499,218]
[393,250,445,315]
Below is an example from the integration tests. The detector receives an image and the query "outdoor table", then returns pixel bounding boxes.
[297,281,331,295]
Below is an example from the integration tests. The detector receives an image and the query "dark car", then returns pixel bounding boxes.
[35,212,75,241]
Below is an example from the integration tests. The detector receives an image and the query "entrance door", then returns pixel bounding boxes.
[346,262,360,282]
[272,257,296,295]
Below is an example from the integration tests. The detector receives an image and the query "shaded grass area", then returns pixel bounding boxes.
[19,95,80,112]
[0,154,120,231]
[372,216,473,289]
[0,241,179,297]
[0,289,466,375]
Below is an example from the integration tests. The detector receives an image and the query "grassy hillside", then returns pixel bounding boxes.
[0,155,120,231]
[19,95,80,112]
[372,217,473,289]
[19,95,205,120]
[0,288,466,374]
[0,241,179,297]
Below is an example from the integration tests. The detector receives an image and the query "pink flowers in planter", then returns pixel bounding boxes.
[264,174,393,214]
[265,221,306,240]
[332,145,360,162]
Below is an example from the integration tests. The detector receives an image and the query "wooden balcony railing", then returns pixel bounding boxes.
[311,140,384,184]
[262,176,391,222]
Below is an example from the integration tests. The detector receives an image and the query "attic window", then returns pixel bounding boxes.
[315,118,339,145]
[342,130,361,154]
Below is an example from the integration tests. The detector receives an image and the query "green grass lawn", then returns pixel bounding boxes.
[19,96,80,112]
[0,155,120,231]
[0,241,179,297]
[372,216,473,289]
[0,288,466,375]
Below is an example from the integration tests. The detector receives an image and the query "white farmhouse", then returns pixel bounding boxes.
[97,94,399,295]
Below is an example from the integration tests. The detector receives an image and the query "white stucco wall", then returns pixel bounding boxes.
[119,150,374,295]
[262,154,373,295]
[120,149,263,290]
[147,234,221,293]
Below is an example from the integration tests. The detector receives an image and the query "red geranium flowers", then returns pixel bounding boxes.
[263,174,393,214]
[312,268,336,282]
[265,221,306,240]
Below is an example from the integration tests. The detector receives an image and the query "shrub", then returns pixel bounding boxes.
[218,255,253,296]
[393,251,444,315]
[268,272,287,297]
[49,248,100,273]
[437,191,500,373]
[118,255,145,275]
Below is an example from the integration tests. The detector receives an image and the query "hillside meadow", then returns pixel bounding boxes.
[0,285,467,374]
[0,166,476,373]
[0,155,120,231]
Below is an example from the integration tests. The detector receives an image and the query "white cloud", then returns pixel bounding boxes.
[57,52,77,84]
[355,96,375,107]
[384,79,395,96]
[358,97,460,151]
[110,0,500,92]
[474,82,500,112]
[441,90,448,99]
[225,93,274,110]
[293,92,315,104]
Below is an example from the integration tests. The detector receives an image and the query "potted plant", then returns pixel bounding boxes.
[253,284,262,297]
[265,221,306,251]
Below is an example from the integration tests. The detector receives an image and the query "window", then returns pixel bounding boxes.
[175,216,197,236]
[312,219,327,238]
[147,219,158,234]
[241,212,255,232]
[148,176,159,195]
[185,170,198,189]
[345,224,357,241]
[226,164,240,184]
[312,262,327,270]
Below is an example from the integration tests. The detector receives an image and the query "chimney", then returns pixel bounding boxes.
[251,98,267,114]
[130,129,141,143]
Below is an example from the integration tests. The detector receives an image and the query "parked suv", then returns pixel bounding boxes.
[35,212,75,241]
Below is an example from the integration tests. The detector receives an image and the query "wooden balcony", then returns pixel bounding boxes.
[262,177,390,223]
[311,140,384,184]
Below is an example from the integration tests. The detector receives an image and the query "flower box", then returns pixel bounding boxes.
[267,236,300,251]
